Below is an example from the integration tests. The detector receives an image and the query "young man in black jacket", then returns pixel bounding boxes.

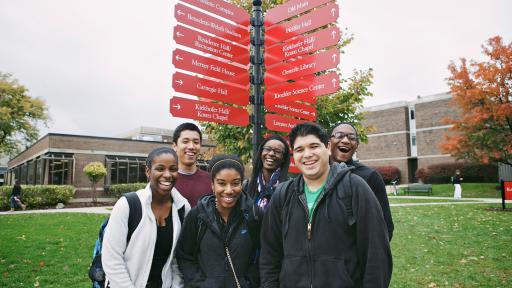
[260,122,392,288]
[329,122,394,240]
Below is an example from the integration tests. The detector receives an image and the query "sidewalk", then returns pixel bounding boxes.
[1,196,510,215]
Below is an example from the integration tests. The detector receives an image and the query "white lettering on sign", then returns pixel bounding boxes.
[274,104,312,116]
[273,120,296,129]
[188,13,241,39]
[309,83,325,91]
[288,1,309,13]
[197,83,217,94]
[192,59,209,69]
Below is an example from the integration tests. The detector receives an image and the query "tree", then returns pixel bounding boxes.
[440,36,512,166]
[83,162,107,203]
[0,72,49,157]
[203,0,374,162]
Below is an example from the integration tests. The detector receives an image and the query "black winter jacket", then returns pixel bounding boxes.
[346,159,394,240]
[176,194,258,288]
[260,163,392,288]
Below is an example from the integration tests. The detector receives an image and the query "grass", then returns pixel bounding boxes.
[1,203,511,287]
[0,213,107,287]
[395,183,500,198]
[390,204,512,287]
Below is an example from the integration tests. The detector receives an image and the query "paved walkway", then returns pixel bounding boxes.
[1,196,510,215]
[388,195,508,207]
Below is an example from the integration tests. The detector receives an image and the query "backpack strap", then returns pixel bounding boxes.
[123,192,142,243]
[339,171,355,226]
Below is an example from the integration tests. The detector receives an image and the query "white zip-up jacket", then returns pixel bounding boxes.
[102,184,191,288]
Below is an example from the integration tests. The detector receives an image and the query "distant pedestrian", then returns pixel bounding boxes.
[9,180,26,212]
[453,169,463,199]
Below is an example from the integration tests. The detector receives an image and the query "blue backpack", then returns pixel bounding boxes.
[88,192,142,288]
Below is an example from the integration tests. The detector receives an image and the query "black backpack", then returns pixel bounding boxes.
[88,192,186,288]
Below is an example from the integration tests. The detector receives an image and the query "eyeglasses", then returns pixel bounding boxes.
[331,132,357,141]
[262,146,284,156]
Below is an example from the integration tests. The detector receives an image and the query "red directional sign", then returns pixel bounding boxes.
[289,158,300,174]
[265,0,332,27]
[265,113,306,132]
[173,25,249,65]
[173,48,249,87]
[181,0,250,27]
[175,3,249,46]
[172,72,248,106]
[170,96,249,126]
[266,101,316,121]
[265,72,339,105]
[265,3,339,46]
[265,47,339,86]
[265,26,340,66]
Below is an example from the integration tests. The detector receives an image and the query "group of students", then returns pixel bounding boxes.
[101,122,394,288]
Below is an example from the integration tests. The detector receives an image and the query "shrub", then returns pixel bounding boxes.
[0,185,75,210]
[83,162,107,203]
[372,166,401,184]
[415,168,429,183]
[107,183,147,199]
[426,162,498,184]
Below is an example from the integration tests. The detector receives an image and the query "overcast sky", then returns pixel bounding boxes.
[1,0,511,138]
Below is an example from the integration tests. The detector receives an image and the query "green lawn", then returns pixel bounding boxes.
[396,183,500,198]
[0,213,106,287]
[1,203,511,287]
[390,204,511,287]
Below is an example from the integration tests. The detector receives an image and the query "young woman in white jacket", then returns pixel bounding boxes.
[102,147,191,288]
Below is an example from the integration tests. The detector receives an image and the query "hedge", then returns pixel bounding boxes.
[0,185,75,210]
[371,166,401,185]
[107,183,147,198]
[417,163,498,184]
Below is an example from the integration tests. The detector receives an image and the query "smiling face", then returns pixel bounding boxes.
[330,124,358,163]
[212,168,242,213]
[261,139,286,173]
[146,153,179,198]
[292,134,331,182]
[172,130,201,169]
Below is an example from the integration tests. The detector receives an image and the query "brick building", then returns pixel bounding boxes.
[357,92,459,183]
[5,133,215,199]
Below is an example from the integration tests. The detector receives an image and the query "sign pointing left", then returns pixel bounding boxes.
[170,96,249,126]
[173,48,249,87]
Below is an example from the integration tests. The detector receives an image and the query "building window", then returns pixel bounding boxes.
[410,109,415,120]
[412,134,417,146]
[44,153,74,185]
[106,156,146,185]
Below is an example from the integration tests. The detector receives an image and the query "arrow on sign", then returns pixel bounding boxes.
[170,96,249,126]
[180,0,250,27]
[172,48,249,87]
[265,26,340,66]
[175,55,183,61]
[173,25,249,66]
[172,72,249,106]
[265,3,339,46]
[265,47,340,87]
[174,3,250,46]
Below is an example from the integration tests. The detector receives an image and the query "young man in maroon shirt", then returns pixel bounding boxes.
[172,123,212,207]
